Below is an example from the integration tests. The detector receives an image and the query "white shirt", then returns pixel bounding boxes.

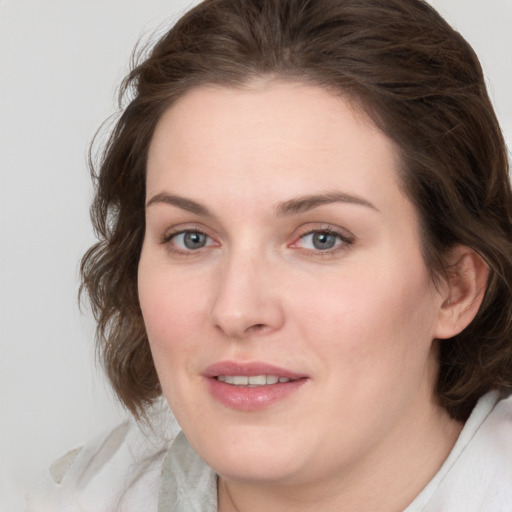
[25,391,512,511]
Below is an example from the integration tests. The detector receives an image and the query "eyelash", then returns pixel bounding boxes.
[160,227,216,255]
[291,227,353,255]
[160,226,353,256]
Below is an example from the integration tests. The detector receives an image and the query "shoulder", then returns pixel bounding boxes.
[410,391,512,511]
[454,391,512,481]
[26,415,180,512]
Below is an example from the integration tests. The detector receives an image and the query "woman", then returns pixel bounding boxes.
[31,0,512,510]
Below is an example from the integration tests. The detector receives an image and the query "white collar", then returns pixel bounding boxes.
[158,431,217,512]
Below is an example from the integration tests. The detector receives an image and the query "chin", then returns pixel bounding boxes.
[194,427,307,484]
[214,455,301,485]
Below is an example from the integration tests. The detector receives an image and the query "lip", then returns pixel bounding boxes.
[203,361,306,380]
[202,361,308,411]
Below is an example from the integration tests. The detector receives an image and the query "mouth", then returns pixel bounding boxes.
[216,375,295,386]
[203,362,308,410]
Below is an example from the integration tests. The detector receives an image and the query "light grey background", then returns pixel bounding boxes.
[1,0,511,505]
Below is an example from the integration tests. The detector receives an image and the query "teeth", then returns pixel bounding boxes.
[234,376,248,385]
[217,375,291,386]
[248,375,266,386]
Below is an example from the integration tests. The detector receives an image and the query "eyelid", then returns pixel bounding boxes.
[289,224,354,252]
[161,223,211,242]
[160,224,220,254]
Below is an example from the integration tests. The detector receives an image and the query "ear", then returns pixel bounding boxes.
[434,246,489,340]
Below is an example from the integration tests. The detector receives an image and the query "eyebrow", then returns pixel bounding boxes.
[275,191,379,216]
[145,190,378,217]
[146,193,212,216]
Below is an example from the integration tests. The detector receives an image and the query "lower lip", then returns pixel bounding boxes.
[205,377,307,411]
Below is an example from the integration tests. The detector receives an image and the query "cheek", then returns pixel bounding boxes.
[292,266,440,432]
[291,260,439,374]
[138,258,206,368]
[138,261,209,419]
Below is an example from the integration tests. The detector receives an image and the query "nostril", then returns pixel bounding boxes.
[248,323,267,332]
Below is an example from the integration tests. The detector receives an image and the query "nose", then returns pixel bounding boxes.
[210,250,285,340]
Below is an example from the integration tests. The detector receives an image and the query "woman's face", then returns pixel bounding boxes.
[139,82,450,486]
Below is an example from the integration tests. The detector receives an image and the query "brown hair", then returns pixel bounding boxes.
[81,0,512,421]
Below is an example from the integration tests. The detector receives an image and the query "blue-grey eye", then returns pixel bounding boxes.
[183,232,207,249]
[311,232,338,250]
[171,231,211,250]
[297,230,344,251]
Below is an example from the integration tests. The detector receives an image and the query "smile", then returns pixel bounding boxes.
[216,375,293,386]
[204,362,308,410]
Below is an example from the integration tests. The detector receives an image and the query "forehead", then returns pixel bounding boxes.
[146,81,404,214]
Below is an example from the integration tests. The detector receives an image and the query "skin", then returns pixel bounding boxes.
[138,81,478,511]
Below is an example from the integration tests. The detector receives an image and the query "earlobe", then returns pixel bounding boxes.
[434,246,489,340]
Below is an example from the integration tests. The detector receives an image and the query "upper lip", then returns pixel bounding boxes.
[202,361,307,380]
